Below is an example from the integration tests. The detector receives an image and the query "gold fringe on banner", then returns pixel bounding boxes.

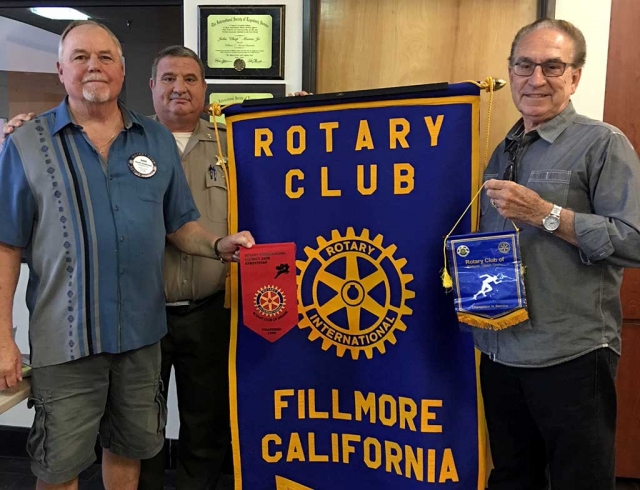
[458,309,529,331]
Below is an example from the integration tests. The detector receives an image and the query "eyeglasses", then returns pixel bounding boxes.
[503,139,519,182]
[512,60,573,77]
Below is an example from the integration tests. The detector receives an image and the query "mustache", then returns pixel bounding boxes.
[170,94,190,101]
[82,74,109,83]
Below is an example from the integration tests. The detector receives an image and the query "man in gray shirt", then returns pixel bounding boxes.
[478,18,640,490]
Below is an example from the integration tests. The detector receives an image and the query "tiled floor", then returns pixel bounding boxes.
[0,457,233,490]
[0,458,636,490]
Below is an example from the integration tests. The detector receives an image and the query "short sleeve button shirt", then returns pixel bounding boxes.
[0,99,199,367]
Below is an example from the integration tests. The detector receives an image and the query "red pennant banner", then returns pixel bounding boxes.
[240,243,298,342]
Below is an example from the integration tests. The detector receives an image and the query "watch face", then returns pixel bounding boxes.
[543,215,560,231]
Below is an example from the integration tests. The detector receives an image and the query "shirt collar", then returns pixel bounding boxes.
[149,115,219,141]
[535,101,577,143]
[52,97,143,135]
[504,101,577,150]
[193,117,222,142]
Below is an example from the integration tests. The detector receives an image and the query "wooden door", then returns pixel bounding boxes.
[603,0,640,478]
[317,0,538,155]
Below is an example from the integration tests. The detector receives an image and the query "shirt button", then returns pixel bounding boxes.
[182,279,187,284]
[114,205,119,211]
[183,256,188,261]
[120,236,125,242]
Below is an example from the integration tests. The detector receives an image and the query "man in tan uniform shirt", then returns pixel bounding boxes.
[139,46,233,489]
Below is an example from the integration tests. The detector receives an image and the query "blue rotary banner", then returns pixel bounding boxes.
[223,83,485,490]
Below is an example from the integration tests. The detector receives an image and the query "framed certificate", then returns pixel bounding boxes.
[199,5,285,80]
[205,83,286,124]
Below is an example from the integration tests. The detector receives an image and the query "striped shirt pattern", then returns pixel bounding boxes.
[0,99,199,367]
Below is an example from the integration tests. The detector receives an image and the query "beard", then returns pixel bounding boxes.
[83,84,111,103]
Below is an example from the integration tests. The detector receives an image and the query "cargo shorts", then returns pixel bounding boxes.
[26,342,167,484]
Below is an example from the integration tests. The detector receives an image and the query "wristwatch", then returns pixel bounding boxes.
[542,204,562,232]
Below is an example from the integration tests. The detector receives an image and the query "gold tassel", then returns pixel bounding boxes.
[457,309,529,330]
[441,182,486,292]
[441,269,453,289]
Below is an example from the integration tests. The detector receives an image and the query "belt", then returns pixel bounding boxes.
[165,291,223,315]
[165,300,190,307]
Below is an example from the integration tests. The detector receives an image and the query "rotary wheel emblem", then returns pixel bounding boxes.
[297,227,414,360]
[498,242,511,254]
[254,285,286,317]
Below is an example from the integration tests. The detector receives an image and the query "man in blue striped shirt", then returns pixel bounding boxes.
[0,20,254,490]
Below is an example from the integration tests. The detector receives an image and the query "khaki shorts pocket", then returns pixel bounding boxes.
[155,379,168,434]
[26,395,50,466]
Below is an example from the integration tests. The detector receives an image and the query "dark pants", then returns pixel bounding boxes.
[138,292,232,490]
[480,348,619,490]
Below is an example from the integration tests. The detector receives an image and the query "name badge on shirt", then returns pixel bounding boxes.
[128,153,157,178]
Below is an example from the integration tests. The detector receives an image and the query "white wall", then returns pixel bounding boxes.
[555,0,612,121]
[0,17,59,429]
[0,265,33,427]
[183,0,303,93]
[0,17,59,74]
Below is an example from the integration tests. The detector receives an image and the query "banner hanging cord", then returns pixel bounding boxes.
[209,102,235,308]
[440,77,519,290]
[466,76,498,170]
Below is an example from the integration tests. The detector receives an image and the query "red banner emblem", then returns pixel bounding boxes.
[240,243,298,342]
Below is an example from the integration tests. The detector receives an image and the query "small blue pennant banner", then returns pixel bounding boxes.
[447,230,529,330]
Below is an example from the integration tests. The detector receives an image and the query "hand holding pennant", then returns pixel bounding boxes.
[240,243,299,342]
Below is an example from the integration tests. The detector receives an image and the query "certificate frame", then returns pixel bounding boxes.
[206,83,286,100]
[199,5,285,80]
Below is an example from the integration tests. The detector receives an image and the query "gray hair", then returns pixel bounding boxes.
[58,20,123,62]
[150,45,205,81]
[509,18,587,68]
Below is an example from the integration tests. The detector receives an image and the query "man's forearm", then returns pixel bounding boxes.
[166,221,218,259]
[523,201,578,246]
[553,208,578,246]
[0,243,22,341]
